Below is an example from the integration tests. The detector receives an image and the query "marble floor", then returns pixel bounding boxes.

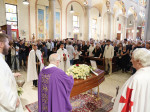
[18,70,131,112]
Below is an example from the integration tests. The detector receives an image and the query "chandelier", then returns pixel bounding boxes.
[23,0,29,5]
[83,0,88,6]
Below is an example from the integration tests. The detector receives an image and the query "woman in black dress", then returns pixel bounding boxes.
[92,43,103,65]
[121,46,129,72]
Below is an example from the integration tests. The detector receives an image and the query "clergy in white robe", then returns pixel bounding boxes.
[27,44,44,86]
[57,43,70,71]
[0,33,23,112]
[113,48,150,112]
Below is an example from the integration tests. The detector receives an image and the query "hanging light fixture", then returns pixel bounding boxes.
[117,17,119,21]
[83,0,88,6]
[129,21,132,25]
[70,5,74,13]
[23,0,29,5]
[99,12,101,18]
[106,0,110,12]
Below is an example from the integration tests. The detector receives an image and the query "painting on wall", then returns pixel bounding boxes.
[38,9,44,38]
[139,0,147,7]
[118,24,121,31]
[46,6,49,39]
[56,12,60,39]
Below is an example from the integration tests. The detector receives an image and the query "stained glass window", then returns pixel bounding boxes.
[5,4,18,29]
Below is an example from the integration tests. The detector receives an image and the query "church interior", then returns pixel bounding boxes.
[0,0,149,111]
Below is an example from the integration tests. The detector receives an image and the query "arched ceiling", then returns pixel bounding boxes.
[128,6,137,19]
[113,1,126,15]
[90,0,108,14]
[92,3,103,14]
[57,0,62,7]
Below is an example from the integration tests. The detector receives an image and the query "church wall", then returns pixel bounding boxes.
[114,15,126,40]
[0,0,6,26]
[103,12,114,40]
[17,0,29,40]
[100,4,107,40]
[29,0,36,40]
[0,0,148,41]
[66,2,84,40]
[89,8,101,40]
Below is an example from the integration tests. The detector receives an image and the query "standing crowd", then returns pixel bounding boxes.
[5,37,150,75]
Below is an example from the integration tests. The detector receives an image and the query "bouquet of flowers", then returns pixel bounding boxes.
[66,64,93,80]
[17,87,23,96]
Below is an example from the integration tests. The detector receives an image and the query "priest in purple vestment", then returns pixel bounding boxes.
[38,53,74,112]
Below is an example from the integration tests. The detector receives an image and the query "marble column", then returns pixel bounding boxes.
[113,15,116,40]
[123,17,127,39]
[29,0,36,40]
[0,0,6,26]
[107,13,111,40]
[84,6,90,41]
[145,0,150,40]
[133,20,137,40]
[49,0,56,39]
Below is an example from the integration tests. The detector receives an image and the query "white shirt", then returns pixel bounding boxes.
[89,45,95,56]
[46,42,51,49]
[66,45,75,60]
[74,50,82,60]
[103,45,114,59]
[11,46,19,56]
[50,42,54,51]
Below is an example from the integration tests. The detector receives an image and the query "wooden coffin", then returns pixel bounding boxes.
[70,69,105,97]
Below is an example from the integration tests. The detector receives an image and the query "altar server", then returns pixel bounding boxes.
[27,43,44,87]
[0,33,23,112]
[113,48,150,112]
[57,43,70,71]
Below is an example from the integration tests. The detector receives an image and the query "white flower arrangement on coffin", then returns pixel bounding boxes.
[66,64,95,80]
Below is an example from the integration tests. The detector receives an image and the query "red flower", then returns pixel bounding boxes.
[76,64,79,66]
[63,54,65,56]
[68,55,69,57]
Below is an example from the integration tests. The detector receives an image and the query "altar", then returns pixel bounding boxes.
[70,69,105,97]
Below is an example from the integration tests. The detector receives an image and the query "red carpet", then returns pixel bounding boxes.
[26,92,113,112]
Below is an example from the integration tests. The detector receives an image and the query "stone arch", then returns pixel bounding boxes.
[112,0,126,16]
[66,1,85,39]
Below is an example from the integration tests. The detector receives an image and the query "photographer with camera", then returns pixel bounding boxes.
[10,42,20,72]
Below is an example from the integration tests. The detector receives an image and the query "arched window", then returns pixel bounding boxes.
[73,15,79,33]
[92,19,97,38]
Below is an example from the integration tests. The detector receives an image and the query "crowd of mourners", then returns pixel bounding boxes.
[5,37,150,74]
